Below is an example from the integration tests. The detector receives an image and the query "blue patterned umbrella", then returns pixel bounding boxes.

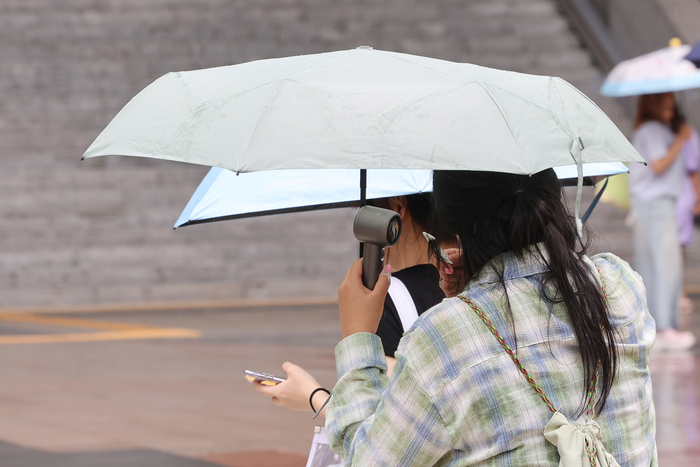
[602,41,700,96]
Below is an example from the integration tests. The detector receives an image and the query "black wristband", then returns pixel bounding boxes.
[309,387,331,412]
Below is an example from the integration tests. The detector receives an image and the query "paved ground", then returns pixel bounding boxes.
[0,300,698,466]
[0,304,339,466]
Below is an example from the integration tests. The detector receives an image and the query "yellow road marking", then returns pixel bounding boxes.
[0,312,201,345]
[0,328,201,345]
[0,312,154,331]
[0,296,338,315]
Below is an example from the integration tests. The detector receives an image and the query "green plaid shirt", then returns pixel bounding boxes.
[326,250,657,466]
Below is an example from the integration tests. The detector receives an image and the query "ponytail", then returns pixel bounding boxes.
[431,169,617,415]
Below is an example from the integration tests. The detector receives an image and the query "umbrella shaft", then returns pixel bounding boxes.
[359,169,367,259]
[360,169,367,206]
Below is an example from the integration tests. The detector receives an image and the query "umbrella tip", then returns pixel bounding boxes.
[670,37,683,48]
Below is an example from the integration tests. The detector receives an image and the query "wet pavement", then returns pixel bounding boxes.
[0,299,698,466]
[648,322,700,464]
[0,305,338,467]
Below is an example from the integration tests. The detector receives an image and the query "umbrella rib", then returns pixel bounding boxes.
[477,82,530,174]
[553,77,637,161]
[237,81,290,172]
[285,49,357,80]
[378,50,459,78]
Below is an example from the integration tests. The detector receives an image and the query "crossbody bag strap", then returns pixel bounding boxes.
[459,262,610,467]
[457,262,610,418]
[457,294,559,413]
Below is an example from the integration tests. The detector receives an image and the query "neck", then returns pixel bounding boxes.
[386,224,430,272]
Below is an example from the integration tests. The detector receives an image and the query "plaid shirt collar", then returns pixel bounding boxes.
[467,242,550,287]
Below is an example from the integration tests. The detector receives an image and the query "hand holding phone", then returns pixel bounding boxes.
[249,362,325,413]
[244,369,286,386]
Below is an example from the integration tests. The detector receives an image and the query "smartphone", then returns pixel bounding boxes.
[244,370,286,386]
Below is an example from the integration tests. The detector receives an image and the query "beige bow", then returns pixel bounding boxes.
[544,411,620,467]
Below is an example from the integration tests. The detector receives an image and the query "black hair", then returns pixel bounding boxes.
[370,193,432,232]
[431,169,617,415]
[403,193,432,232]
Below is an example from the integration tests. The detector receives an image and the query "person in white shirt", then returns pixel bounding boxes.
[628,92,695,350]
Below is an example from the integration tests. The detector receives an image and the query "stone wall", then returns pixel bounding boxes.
[0,0,626,308]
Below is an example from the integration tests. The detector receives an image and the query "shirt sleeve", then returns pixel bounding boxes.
[326,333,453,466]
[633,123,672,163]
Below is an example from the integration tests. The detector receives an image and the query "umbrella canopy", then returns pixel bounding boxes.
[175,162,629,228]
[83,47,643,175]
[601,42,700,97]
[685,41,700,68]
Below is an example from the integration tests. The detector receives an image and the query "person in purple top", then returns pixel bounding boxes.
[677,127,700,246]
[676,125,700,313]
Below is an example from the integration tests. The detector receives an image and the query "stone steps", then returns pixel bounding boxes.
[0,0,633,307]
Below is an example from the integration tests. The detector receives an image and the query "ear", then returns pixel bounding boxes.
[388,196,408,220]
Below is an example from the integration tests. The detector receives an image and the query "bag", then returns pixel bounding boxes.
[305,426,345,467]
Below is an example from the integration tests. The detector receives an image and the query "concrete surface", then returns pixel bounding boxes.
[0,303,697,466]
[0,0,632,308]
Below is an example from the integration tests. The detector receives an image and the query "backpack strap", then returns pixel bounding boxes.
[387,276,420,332]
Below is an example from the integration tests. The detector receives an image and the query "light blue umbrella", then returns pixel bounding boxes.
[601,42,700,97]
[175,163,629,228]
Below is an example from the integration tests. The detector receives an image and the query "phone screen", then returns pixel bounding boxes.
[244,370,286,386]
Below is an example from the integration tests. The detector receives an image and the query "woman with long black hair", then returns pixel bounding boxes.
[328,169,656,466]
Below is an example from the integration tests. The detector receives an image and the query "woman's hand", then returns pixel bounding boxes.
[652,124,694,175]
[252,362,323,412]
[338,259,391,339]
[439,248,466,298]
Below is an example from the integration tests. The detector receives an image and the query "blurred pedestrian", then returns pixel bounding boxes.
[628,92,696,350]
[327,169,655,465]
[676,120,700,315]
